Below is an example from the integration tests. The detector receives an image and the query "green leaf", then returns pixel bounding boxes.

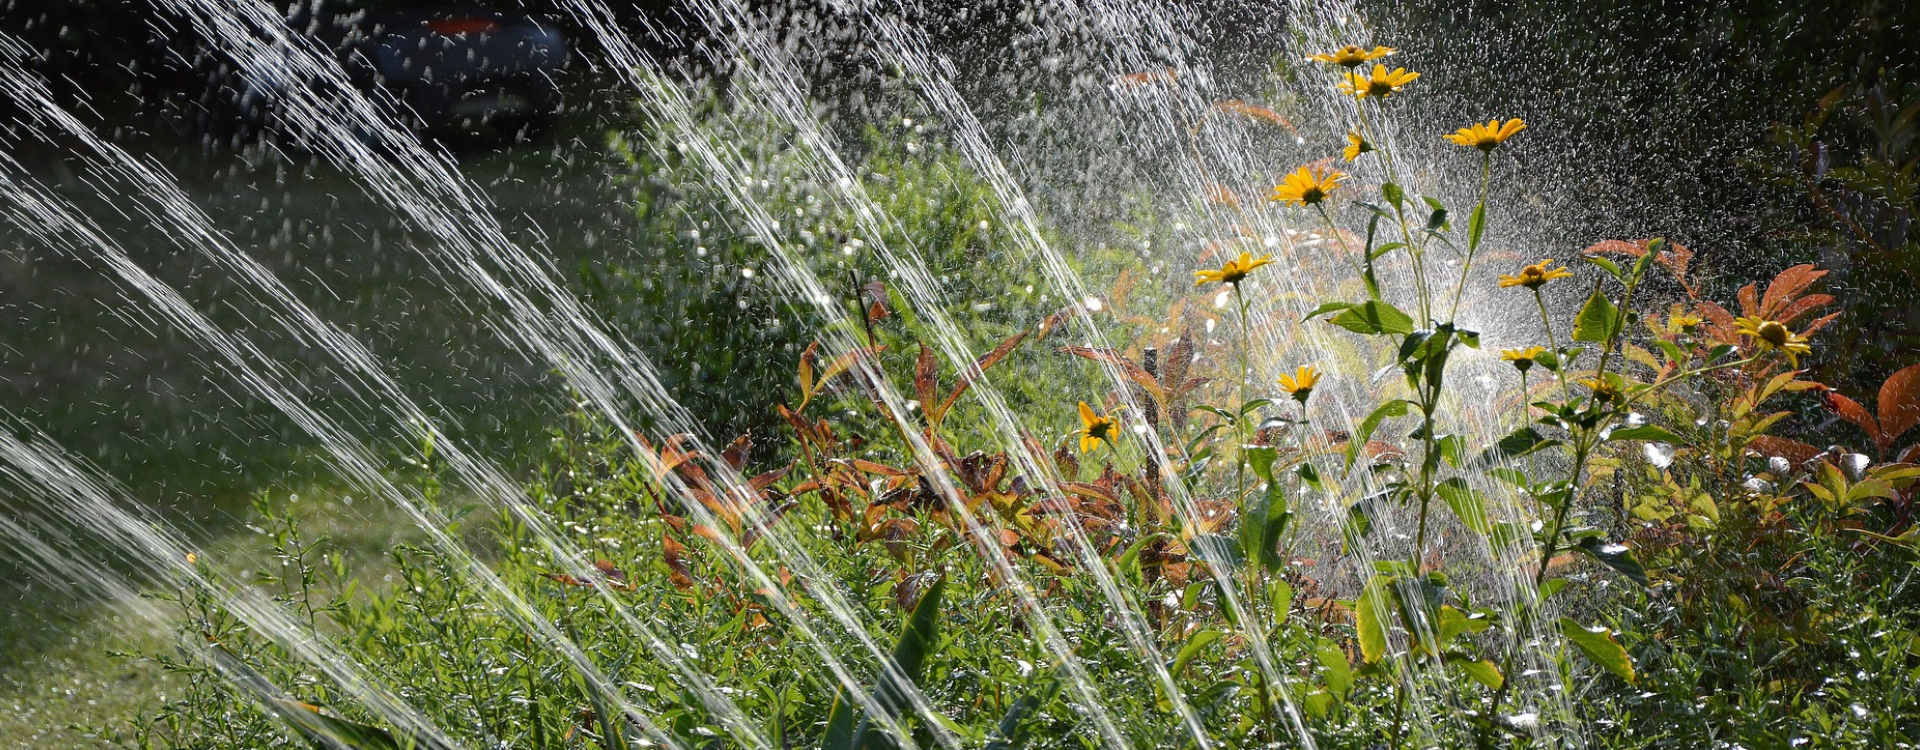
[1270,579,1294,618]
[1653,339,1687,367]
[1631,241,1659,281]
[1296,461,1326,493]
[1572,288,1621,343]
[1582,255,1623,281]
[1316,638,1353,697]
[1436,478,1491,534]
[1382,181,1405,208]
[1558,617,1636,683]
[1346,400,1412,471]
[1327,301,1415,336]
[1573,537,1650,586]
[1369,242,1407,261]
[269,700,405,750]
[1467,202,1486,251]
[1191,534,1243,573]
[1356,575,1395,663]
[1427,206,1450,231]
[1607,424,1684,444]
[1302,302,1357,323]
[1244,445,1279,482]
[1482,426,1562,464]
[1170,629,1223,675]
[1448,658,1504,691]
[828,576,948,750]
[984,676,1059,750]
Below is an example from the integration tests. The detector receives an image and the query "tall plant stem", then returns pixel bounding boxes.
[1356,103,1432,323]
[1447,155,1493,320]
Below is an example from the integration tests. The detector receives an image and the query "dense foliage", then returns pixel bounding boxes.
[112,41,1920,750]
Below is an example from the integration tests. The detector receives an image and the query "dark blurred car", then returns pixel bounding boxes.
[310,3,569,145]
[168,2,570,149]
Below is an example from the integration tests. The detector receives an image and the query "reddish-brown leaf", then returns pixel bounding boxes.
[1878,363,1920,447]
[817,345,886,393]
[1059,345,1166,402]
[1749,435,1823,468]
[1210,100,1300,137]
[936,329,1029,424]
[662,532,694,589]
[1114,69,1177,89]
[1582,239,1648,258]
[914,343,938,418]
[1759,265,1827,319]
[1737,282,1761,319]
[1772,293,1835,327]
[749,466,791,492]
[721,434,752,471]
[1821,391,1883,450]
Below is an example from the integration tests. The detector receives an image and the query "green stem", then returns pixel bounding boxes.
[1447,155,1492,320]
[1357,103,1432,323]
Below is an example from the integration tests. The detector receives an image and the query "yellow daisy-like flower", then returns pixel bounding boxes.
[1193,251,1275,287]
[1343,130,1374,161]
[1270,165,1346,207]
[1579,377,1622,405]
[1309,45,1396,68]
[1337,64,1420,99]
[1277,365,1321,404]
[1498,259,1575,290]
[1734,316,1813,366]
[1666,310,1704,333]
[1500,345,1548,372]
[1076,401,1119,453]
[1443,118,1528,152]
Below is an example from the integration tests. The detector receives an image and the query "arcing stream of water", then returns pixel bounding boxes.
[2,0,1601,746]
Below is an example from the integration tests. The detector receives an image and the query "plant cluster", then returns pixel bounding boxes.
[120,43,1920,750]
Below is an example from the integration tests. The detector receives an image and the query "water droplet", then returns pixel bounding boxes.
[1643,442,1674,469]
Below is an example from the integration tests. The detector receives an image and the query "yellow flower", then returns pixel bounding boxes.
[1343,130,1374,161]
[1443,118,1528,152]
[1193,251,1275,287]
[1666,309,1703,333]
[1337,64,1420,99]
[1734,316,1813,366]
[1309,45,1396,68]
[1277,365,1321,403]
[1270,165,1346,206]
[1579,377,1622,405]
[186,552,199,565]
[1498,259,1574,290]
[1500,345,1548,372]
[1076,401,1119,453]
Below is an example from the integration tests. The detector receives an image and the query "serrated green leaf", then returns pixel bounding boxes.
[1572,288,1621,343]
[1356,575,1395,663]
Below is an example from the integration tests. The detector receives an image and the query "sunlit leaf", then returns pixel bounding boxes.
[1572,288,1621,343]
[1559,617,1636,683]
